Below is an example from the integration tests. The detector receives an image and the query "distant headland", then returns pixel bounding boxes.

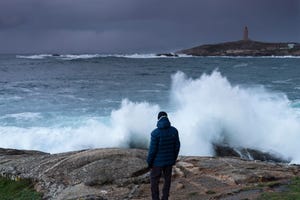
[159,26,300,57]
[176,40,300,57]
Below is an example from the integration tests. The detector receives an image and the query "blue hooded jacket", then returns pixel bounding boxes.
[147,116,180,167]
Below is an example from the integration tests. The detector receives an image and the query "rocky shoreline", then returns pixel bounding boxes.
[157,40,300,57]
[0,147,300,200]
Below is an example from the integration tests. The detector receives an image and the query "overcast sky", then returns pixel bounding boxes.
[0,0,299,54]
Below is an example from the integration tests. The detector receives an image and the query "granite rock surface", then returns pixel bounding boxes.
[0,148,299,200]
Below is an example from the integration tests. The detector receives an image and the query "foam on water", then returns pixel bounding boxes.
[16,53,192,60]
[0,112,42,121]
[16,54,52,59]
[272,79,293,84]
[1,71,300,163]
[112,53,192,59]
[61,54,101,60]
[16,54,300,60]
[233,63,248,68]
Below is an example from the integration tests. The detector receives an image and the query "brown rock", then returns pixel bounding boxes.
[175,182,185,190]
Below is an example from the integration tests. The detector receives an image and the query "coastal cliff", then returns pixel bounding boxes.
[176,40,300,56]
[1,148,300,200]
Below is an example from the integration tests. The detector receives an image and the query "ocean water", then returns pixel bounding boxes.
[1,54,300,163]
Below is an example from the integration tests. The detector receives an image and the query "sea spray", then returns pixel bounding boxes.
[170,71,300,163]
[0,100,159,153]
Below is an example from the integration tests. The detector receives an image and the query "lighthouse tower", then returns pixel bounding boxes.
[243,26,249,41]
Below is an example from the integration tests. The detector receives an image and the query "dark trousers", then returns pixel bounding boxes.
[150,165,172,200]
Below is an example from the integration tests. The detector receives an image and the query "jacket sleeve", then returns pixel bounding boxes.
[174,130,180,160]
[147,130,159,167]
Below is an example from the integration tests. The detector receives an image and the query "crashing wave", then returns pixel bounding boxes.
[1,71,300,164]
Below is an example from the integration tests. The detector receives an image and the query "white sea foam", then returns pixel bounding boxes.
[1,112,42,121]
[233,63,248,68]
[266,55,300,59]
[16,54,300,60]
[16,53,192,60]
[205,56,300,59]
[1,71,300,163]
[138,89,161,93]
[16,54,52,59]
[0,96,23,101]
[112,53,158,59]
[272,79,293,84]
[112,53,192,59]
[61,54,101,60]
[62,53,192,59]
[0,100,159,153]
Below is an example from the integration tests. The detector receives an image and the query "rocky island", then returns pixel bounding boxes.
[159,27,300,57]
[1,147,300,200]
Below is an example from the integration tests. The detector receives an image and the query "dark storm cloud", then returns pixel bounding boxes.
[0,0,299,53]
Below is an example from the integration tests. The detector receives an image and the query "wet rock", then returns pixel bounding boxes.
[51,54,60,57]
[156,53,179,57]
[213,144,289,163]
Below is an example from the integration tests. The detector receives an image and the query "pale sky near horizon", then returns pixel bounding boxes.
[0,0,299,54]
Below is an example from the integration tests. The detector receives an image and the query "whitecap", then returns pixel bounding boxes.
[233,63,248,68]
[0,96,23,101]
[155,83,167,87]
[17,53,193,60]
[137,89,161,93]
[1,112,42,121]
[113,53,192,59]
[99,53,176,59]
[60,54,100,60]
[16,54,52,59]
[272,79,293,84]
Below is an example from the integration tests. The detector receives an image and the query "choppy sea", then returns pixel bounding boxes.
[1,54,300,163]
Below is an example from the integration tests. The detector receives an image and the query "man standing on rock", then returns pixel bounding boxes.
[147,111,180,200]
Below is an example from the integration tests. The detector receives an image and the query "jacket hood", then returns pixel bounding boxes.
[157,117,171,129]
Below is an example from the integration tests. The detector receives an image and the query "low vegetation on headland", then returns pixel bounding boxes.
[258,177,300,200]
[0,176,42,200]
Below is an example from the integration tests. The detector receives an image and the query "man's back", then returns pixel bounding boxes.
[147,116,180,168]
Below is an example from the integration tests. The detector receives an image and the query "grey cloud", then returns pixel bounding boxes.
[0,0,299,53]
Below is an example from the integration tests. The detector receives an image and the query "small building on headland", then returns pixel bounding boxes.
[288,43,295,49]
[243,26,249,41]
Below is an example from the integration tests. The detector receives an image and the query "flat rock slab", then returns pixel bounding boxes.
[0,148,300,199]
